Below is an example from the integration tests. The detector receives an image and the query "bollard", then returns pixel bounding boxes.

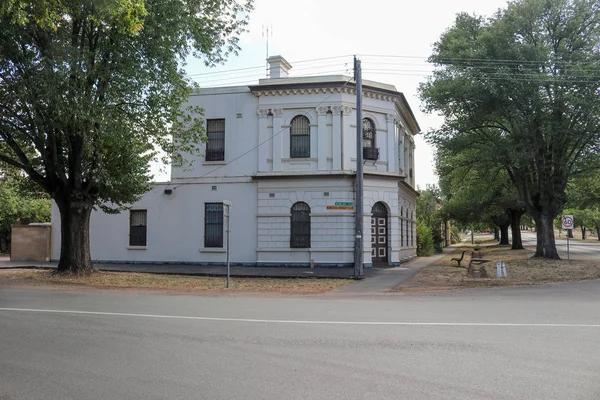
[497,261,508,278]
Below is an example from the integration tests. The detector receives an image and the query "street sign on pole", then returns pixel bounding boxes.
[562,215,573,260]
[561,215,574,230]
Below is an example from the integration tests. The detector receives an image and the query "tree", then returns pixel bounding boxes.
[416,185,444,254]
[420,0,600,259]
[437,147,525,249]
[0,0,253,273]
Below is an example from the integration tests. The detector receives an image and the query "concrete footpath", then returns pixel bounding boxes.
[0,243,462,284]
[328,243,463,295]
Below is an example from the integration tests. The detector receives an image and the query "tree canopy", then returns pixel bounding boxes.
[0,0,253,272]
[420,0,600,258]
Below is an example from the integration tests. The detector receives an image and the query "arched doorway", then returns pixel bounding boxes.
[371,202,388,264]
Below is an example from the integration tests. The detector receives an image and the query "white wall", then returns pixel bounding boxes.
[52,182,259,264]
[171,87,259,181]
[50,76,420,266]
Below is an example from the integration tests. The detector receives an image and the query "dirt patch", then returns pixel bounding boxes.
[0,269,352,295]
[394,242,600,292]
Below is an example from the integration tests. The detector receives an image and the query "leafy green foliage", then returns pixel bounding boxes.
[416,219,435,257]
[417,186,444,253]
[0,168,50,252]
[420,0,600,258]
[0,0,253,270]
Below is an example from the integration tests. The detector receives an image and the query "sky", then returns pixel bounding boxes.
[166,0,511,188]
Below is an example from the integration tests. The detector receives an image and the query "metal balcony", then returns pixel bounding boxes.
[363,147,379,161]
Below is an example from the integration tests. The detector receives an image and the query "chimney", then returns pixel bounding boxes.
[267,55,292,79]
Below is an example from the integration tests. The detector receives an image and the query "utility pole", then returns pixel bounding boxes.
[354,56,364,279]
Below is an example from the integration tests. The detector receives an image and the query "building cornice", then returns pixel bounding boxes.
[249,81,421,134]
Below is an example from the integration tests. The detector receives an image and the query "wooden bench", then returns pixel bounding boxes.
[469,250,491,266]
[451,251,467,267]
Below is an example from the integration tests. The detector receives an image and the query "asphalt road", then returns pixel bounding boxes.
[520,231,600,260]
[1,283,600,400]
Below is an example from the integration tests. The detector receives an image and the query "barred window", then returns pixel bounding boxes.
[290,115,310,158]
[129,210,147,246]
[411,211,414,247]
[405,208,409,247]
[290,202,310,248]
[205,203,224,248]
[206,119,225,161]
[362,118,379,160]
[400,206,403,247]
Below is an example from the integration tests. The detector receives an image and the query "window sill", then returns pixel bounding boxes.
[199,248,227,253]
[257,248,312,252]
[203,161,226,165]
[128,246,147,250]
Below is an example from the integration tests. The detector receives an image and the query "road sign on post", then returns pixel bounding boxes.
[561,215,574,230]
[562,215,573,260]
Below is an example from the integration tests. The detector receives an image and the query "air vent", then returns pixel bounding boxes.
[212,185,217,191]
[324,192,330,197]
[269,193,275,198]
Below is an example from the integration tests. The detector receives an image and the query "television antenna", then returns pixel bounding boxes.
[262,24,273,77]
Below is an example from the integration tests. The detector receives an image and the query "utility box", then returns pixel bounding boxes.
[11,223,52,262]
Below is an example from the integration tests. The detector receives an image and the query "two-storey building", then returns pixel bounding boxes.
[51,56,420,267]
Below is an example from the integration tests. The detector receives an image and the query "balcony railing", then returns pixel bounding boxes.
[363,147,379,161]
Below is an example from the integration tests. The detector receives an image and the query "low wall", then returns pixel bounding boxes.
[11,224,52,262]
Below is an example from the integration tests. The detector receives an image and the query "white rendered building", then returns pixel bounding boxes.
[51,56,420,267]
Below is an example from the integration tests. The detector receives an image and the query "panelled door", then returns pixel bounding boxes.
[371,202,388,264]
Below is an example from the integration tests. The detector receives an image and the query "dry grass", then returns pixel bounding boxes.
[394,240,600,292]
[0,269,351,295]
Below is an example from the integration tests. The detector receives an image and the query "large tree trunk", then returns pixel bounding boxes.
[533,213,560,259]
[597,226,600,241]
[510,209,524,250]
[494,227,500,241]
[499,224,510,245]
[56,200,94,274]
[567,229,573,238]
[581,227,586,240]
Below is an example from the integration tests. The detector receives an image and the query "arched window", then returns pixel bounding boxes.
[290,115,310,158]
[291,202,311,248]
[362,118,378,160]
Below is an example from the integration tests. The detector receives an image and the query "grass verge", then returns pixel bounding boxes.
[394,240,600,292]
[0,269,352,295]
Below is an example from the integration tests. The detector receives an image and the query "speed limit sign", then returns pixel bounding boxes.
[562,215,574,230]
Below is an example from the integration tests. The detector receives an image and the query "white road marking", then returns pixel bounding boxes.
[0,307,599,327]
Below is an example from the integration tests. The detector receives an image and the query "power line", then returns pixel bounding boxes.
[360,53,600,67]
[362,70,600,83]
[170,76,355,190]
[186,55,352,78]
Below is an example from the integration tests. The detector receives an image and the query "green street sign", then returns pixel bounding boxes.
[335,202,355,206]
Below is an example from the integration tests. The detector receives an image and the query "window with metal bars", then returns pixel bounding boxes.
[362,118,379,160]
[400,207,404,247]
[290,115,310,158]
[204,203,224,247]
[411,211,414,247]
[290,202,310,248]
[405,209,409,247]
[129,210,147,246]
[206,119,225,161]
